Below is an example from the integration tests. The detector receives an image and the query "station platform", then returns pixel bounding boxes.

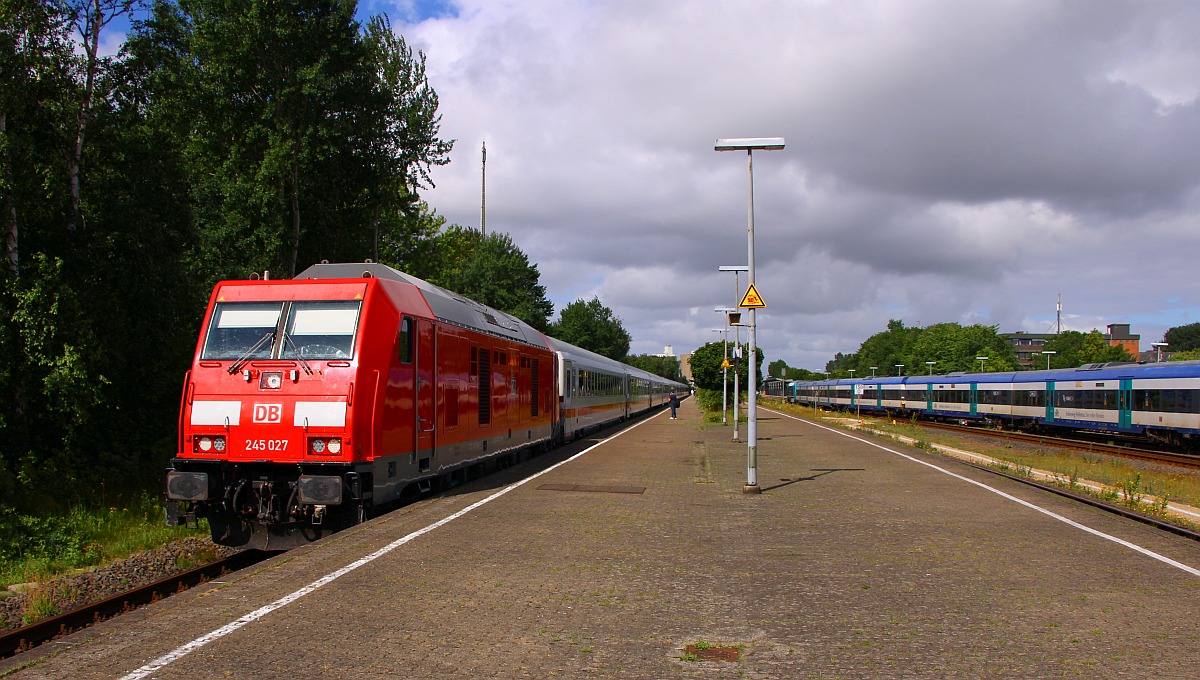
[7,398,1200,678]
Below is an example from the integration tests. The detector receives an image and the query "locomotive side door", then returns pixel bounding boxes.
[416,319,436,460]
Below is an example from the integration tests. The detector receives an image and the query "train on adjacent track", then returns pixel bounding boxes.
[778,361,1200,449]
[164,262,687,549]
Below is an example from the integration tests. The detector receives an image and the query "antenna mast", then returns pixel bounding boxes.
[481,141,487,235]
[1056,293,1062,335]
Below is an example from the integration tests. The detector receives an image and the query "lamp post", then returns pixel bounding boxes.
[1152,342,1168,362]
[719,265,749,441]
[712,327,729,425]
[716,306,740,440]
[925,361,936,375]
[1042,350,1056,370]
[848,369,855,379]
[895,364,904,376]
[976,356,988,372]
[715,136,784,495]
[870,366,878,377]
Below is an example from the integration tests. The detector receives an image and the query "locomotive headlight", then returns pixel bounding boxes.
[195,435,226,453]
[311,439,326,454]
[327,438,342,454]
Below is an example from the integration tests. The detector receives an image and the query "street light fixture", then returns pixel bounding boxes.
[869,366,878,377]
[976,356,988,372]
[1152,342,1168,362]
[1042,350,1056,370]
[715,136,784,495]
[926,361,936,375]
[895,364,904,376]
[848,369,855,378]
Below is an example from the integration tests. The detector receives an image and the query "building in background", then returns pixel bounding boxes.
[1002,323,1142,368]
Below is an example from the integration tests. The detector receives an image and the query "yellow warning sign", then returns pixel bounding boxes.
[739,283,765,308]
[721,358,732,368]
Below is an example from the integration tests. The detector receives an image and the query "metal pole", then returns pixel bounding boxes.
[745,148,759,493]
[722,330,728,424]
[715,137,782,496]
[732,272,740,442]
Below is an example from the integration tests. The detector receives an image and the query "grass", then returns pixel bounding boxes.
[764,400,1200,512]
[0,492,208,590]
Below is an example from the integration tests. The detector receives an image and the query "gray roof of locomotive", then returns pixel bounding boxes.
[295,262,551,349]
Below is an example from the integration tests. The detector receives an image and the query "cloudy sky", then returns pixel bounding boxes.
[118,1,1200,370]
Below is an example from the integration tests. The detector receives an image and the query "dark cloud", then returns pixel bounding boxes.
[401,0,1200,368]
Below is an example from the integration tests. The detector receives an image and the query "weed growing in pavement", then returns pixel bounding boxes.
[1120,474,1144,509]
[21,592,59,625]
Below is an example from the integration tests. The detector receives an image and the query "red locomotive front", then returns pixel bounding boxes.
[164,263,558,549]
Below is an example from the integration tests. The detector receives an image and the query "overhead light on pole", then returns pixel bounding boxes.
[1042,350,1056,370]
[715,137,784,495]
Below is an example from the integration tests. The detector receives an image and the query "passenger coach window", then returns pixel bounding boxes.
[398,318,413,364]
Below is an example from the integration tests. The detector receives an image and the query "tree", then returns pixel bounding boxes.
[548,297,631,360]
[1042,330,1133,368]
[768,358,789,378]
[624,354,683,382]
[1164,323,1200,353]
[62,0,142,233]
[430,227,554,331]
[1,0,76,276]
[688,340,762,391]
[361,15,452,262]
[827,320,1019,376]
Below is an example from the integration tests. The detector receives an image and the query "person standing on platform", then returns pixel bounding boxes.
[669,390,679,419]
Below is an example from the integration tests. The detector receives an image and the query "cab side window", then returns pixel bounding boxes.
[398,317,413,364]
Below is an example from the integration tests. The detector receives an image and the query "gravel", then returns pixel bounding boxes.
[0,538,241,632]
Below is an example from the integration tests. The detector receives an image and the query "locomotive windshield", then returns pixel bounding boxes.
[201,300,361,361]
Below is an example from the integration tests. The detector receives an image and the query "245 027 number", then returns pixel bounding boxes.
[245,439,289,451]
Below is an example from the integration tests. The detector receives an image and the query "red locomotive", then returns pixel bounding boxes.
[165,262,683,548]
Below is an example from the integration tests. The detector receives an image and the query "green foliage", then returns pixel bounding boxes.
[0,255,111,499]
[0,1,459,523]
[624,354,683,382]
[1042,330,1133,368]
[1168,348,1200,361]
[1164,322,1200,353]
[0,492,205,588]
[824,319,1019,377]
[687,341,763,391]
[548,297,631,360]
[429,226,554,331]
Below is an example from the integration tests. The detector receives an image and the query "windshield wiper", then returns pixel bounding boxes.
[227,332,275,374]
[281,331,314,375]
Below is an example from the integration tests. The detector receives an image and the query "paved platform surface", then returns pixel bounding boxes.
[7,398,1200,678]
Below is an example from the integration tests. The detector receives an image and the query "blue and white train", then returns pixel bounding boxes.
[787,361,1200,448]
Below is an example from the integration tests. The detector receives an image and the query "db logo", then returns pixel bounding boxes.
[253,403,282,423]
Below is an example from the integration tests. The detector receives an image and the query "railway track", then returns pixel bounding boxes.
[0,549,277,659]
[915,420,1200,470]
